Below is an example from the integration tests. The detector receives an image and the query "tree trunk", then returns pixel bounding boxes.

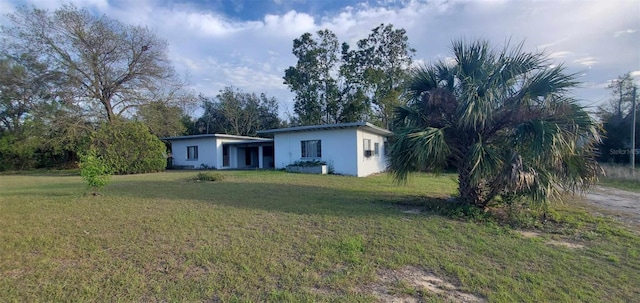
[103,99,116,123]
[457,163,485,208]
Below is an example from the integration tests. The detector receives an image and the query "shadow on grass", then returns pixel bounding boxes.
[103,178,462,218]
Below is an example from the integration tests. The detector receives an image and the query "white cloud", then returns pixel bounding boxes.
[614,28,636,37]
[548,51,573,59]
[25,0,109,10]
[573,57,598,67]
[2,0,639,116]
[263,10,316,37]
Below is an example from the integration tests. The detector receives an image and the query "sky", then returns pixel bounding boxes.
[1,0,639,117]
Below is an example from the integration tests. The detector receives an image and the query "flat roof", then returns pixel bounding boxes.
[162,134,269,141]
[257,122,393,137]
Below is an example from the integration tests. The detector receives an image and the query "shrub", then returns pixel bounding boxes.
[290,160,327,167]
[195,172,224,182]
[79,149,111,190]
[90,121,166,174]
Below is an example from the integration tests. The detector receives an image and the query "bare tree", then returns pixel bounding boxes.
[3,4,187,123]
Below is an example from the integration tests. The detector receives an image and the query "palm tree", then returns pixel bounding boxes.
[389,40,601,209]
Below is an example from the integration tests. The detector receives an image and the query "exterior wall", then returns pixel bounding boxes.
[356,129,388,177]
[170,137,218,168]
[170,136,265,169]
[273,128,358,176]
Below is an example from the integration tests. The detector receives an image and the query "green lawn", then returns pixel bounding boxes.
[0,170,638,302]
[599,178,640,193]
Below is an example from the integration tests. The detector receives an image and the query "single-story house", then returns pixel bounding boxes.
[257,122,393,177]
[163,134,274,169]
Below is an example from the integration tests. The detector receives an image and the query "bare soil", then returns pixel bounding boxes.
[369,266,486,303]
[582,186,640,225]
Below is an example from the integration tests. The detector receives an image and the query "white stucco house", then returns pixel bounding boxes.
[163,134,274,169]
[257,122,393,177]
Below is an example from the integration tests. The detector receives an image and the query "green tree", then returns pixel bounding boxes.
[284,30,341,125]
[597,72,639,164]
[3,4,187,123]
[284,25,413,126]
[0,53,59,133]
[389,39,601,209]
[0,53,86,170]
[195,87,281,136]
[79,149,111,191]
[136,101,187,138]
[349,24,414,128]
[601,73,637,119]
[90,121,166,174]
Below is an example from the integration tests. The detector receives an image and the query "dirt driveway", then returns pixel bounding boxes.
[581,186,640,225]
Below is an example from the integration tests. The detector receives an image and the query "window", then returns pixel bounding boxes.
[374,142,380,156]
[187,146,198,160]
[363,139,372,157]
[301,140,321,158]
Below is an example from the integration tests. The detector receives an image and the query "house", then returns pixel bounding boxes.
[163,134,274,169]
[257,122,393,177]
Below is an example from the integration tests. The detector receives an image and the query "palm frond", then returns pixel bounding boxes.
[389,126,451,183]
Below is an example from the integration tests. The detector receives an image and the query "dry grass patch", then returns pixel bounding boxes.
[369,266,485,303]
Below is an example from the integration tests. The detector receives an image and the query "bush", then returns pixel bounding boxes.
[195,172,224,182]
[79,149,111,190]
[289,160,327,167]
[90,121,166,174]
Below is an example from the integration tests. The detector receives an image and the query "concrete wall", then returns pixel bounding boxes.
[356,129,388,177]
[170,137,217,168]
[273,128,358,176]
[170,137,263,169]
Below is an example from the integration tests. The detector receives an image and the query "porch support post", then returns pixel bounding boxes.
[258,145,264,169]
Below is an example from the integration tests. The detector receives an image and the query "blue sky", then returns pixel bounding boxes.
[1,0,639,117]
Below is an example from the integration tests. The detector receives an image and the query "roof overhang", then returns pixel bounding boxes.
[257,122,393,137]
[162,134,269,141]
[222,139,274,146]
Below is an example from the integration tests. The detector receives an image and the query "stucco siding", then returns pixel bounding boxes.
[273,129,358,176]
[170,137,218,168]
[356,129,388,177]
[170,136,264,169]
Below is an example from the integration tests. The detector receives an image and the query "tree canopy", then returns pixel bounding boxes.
[0,4,193,172]
[389,39,601,209]
[3,4,188,123]
[284,24,413,127]
[191,87,281,136]
[597,72,639,164]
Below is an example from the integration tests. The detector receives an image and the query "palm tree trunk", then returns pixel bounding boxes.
[458,163,484,208]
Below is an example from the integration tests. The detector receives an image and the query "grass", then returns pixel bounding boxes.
[0,170,638,302]
[599,163,640,192]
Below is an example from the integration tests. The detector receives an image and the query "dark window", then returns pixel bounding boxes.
[301,140,321,158]
[223,145,230,167]
[187,146,198,160]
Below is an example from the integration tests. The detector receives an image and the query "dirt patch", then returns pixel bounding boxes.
[369,266,485,303]
[515,230,584,249]
[545,240,584,249]
[582,186,640,225]
[402,209,422,214]
[514,230,540,238]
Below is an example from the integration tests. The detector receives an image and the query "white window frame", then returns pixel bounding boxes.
[301,140,322,158]
[187,145,198,160]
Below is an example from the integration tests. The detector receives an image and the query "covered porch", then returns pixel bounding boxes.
[220,140,274,169]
